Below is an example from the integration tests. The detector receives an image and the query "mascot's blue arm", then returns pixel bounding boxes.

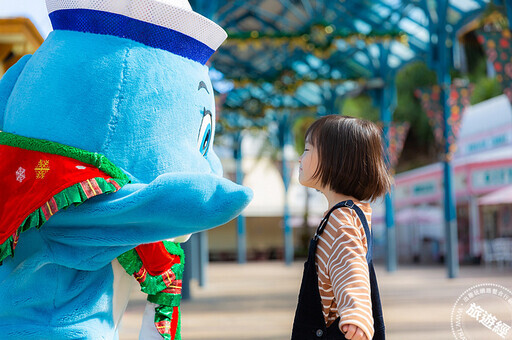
[0,55,31,130]
[45,172,253,246]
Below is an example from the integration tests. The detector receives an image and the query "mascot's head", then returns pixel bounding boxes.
[2,0,229,183]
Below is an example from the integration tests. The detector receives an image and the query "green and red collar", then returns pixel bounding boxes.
[0,131,130,263]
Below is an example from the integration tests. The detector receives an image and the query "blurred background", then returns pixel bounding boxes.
[1,0,511,339]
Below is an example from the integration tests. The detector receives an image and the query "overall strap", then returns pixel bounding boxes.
[314,200,373,263]
[314,201,348,240]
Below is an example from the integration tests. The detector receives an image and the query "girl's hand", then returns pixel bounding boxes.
[342,324,368,340]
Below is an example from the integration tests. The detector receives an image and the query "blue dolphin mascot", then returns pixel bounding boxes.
[0,0,252,339]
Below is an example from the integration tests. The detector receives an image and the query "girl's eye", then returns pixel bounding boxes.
[197,110,213,156]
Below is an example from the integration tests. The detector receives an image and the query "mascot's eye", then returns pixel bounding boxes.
[197,108,213,156]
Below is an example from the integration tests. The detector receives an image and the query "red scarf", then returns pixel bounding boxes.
[0,144,123,246]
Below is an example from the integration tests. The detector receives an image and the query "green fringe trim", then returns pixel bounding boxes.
[0,176,129,264]
[0,131,129,181]
[117,241,184,305]
[155,305,181,340]
[175,306,182,340]
[147,286,182,307]
[116,249,144,275]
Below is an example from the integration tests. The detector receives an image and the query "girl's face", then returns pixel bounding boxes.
[298,139,320,190]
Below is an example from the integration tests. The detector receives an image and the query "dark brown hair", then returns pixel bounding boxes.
[305,115,393,202]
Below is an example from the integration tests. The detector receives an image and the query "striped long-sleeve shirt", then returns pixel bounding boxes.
[315,201,373,340]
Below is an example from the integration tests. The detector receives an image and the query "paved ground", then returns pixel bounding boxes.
[119,262,512,340]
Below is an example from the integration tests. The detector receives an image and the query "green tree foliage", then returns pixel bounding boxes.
[471,77,503,104]
[394,61,437,145]
[341,95,379,122]
[292,115,316,155]
[462,31,503,105]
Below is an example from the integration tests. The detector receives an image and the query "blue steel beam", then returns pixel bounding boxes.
[233,132,247,264]
[210,0,489,84]
[377,42,398,273]
[506,0,512,25]
[214,1,422,77]
[434,0,460,279]
[279,0,310,23]
[181,239,192,300]
[230,4,284,31]
[340,1,399,30]
[213,1,251,22]
[198,232,208,287]
[277,112,293,265]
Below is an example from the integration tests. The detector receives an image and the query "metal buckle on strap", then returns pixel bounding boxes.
[343,200,355,209]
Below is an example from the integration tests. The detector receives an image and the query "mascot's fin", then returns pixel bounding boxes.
[0,55,31,130]
[47,172,253,244]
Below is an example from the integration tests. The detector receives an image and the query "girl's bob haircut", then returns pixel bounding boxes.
[305,115,393,202]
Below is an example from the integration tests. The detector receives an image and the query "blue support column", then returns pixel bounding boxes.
[377,44,398,273]
[283,151,293,265]
[181,239,192,300]
[190,233,200,282]
[279,114,293,265]
[234,132,247,264]
[440,75,459,279]
[435,0,459,279]
[327,87,339,114]
[505,0,512,26]
[380,89,398,273]
[384,192,396,269]
[198,231,208,287]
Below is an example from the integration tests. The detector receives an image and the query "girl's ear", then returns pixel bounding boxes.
[0,55,31,130]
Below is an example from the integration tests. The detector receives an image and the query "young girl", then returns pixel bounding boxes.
[292,115,391,340]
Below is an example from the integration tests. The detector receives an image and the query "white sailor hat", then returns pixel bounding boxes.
[45,0,227,65]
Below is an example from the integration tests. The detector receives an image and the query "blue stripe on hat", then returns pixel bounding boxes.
[49,9,214,65]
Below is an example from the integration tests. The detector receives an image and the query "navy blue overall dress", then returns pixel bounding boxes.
[291,200,386,339]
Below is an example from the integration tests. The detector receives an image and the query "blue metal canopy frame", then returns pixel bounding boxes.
[190,0,494,278]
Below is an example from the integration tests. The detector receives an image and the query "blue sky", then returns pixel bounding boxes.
[0,0,52,37]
